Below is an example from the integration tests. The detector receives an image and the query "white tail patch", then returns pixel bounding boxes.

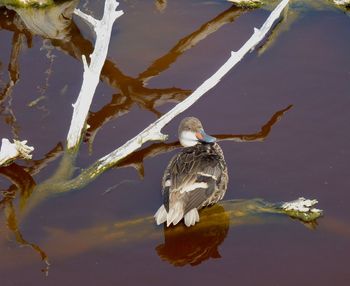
[180,182,208,193]
[154,204,167,225]
[184,208,200,227]
[166,202,184,227]
[197,172,217,180]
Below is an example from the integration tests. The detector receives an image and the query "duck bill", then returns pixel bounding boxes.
[196,130,216,143]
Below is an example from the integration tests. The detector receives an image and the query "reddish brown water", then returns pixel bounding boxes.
[1,0,350,285]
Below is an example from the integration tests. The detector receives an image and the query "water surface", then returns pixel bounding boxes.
[0,1,350,285]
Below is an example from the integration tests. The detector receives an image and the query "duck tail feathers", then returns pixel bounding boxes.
[166,202,184,227]
[184,208,199,227]
[154,204,167,225]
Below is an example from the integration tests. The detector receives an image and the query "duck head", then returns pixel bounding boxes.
[178,117,216,147]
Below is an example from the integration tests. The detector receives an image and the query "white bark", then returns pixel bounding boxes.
[66,0,124,149]
[0,138,34,166]
[279,197,323,221]
[94,0,290,171]
[281,197,322,214]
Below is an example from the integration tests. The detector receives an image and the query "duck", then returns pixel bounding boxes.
[154,117,229,227]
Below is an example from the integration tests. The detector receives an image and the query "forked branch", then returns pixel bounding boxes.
[67,0,124,149]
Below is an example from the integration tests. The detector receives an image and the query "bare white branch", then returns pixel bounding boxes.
[67,0,124,150]
[0,138,34,166]
[93,0,290,171]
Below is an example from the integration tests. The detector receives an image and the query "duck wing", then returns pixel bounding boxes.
[162,144,225,213]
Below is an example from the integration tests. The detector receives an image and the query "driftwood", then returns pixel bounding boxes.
[66,0,124,149]
[0,138,34,166]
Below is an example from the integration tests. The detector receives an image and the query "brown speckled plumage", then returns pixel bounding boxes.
[163,142,228,212]
[154,117,229,227]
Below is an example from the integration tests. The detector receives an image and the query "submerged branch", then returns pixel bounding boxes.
[31,197,321,266]
[0,142,63,211]
[66,0,124,149]
[220,197,322,224]
[25,142,63,176]
[1,196,322,268]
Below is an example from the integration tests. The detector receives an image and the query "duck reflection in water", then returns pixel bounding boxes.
[156,204,229,266]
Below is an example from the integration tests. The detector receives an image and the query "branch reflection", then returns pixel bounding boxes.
[116,105,293,178]
[0,31,25,138]
[0,164,49,272]
[138,6,246,82]
[3,201,49,273]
